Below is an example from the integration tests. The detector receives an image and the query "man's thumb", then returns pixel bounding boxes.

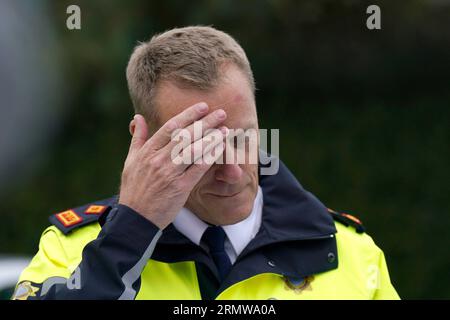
[129,114,148,154]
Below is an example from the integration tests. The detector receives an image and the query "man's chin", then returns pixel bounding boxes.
[189,187,258,225]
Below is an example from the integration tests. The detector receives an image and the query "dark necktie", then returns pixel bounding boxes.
[201,226,232,282]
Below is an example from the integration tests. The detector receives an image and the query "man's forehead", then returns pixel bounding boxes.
[162,90,245,114]
[155,81,257,129]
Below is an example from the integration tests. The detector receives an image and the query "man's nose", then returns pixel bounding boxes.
[214,163,243,184]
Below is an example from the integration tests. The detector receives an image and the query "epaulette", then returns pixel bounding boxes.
[49,196,118,235]
[327,208,366,234]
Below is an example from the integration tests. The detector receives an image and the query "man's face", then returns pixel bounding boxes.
[154,64,259,226]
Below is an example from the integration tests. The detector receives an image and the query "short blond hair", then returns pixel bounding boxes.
[126,26,255,124]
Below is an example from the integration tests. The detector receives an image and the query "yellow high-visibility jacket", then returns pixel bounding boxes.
[13,163,399,300]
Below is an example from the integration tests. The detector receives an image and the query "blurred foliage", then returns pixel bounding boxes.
[1,0,449,299]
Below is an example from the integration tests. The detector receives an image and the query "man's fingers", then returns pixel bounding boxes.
[147,102,210,151]
[170,127,227,171]
[191,127,227,164]
[128,114,148,156]
[165,108,227,152]
[182,141,226,186]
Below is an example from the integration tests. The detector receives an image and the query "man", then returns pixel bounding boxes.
[13,26,399,300]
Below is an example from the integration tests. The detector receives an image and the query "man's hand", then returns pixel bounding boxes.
[119,102,227,229]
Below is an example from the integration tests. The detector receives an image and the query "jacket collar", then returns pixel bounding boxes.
[241,157,337,254]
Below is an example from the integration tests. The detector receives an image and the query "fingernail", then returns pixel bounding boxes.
[216,109,226,119]
[196,103,208,112]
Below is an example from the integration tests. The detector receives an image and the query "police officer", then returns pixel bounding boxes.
[13,26,399,300]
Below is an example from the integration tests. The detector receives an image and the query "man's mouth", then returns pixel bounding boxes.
[207,190,242,198]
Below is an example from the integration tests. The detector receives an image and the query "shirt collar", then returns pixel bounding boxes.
[172,207,209,246]
[222,187,262,256]
[172,186,263,257]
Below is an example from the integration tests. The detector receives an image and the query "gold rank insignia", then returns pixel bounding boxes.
[13,281,40,300]
[84,205,107,215]
[284,275,314,294]
[56,209,82,227]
